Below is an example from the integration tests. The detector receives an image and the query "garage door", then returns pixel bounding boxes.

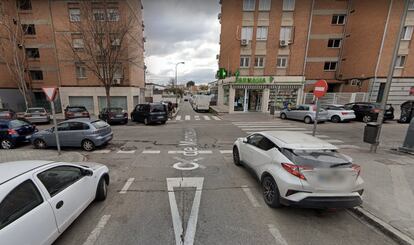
[98,96,127,111]
[69,96,94,113]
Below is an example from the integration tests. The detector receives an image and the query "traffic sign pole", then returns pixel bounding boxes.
[312,98,320,136]
[312,80,328,137]
[50,100,61,155]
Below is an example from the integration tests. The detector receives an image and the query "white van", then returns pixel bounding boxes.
[192,95,211,112]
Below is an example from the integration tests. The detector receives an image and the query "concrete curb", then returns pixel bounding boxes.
[348,207,414,245]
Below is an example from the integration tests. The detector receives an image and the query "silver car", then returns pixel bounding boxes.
[31,119,113,151]
[280,104,328,124]
[24,107,50,124]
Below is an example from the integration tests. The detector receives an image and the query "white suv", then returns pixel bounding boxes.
[233,131,364,209]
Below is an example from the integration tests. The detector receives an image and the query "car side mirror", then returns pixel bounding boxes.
[242,138,248,143]
[81,168,93,176]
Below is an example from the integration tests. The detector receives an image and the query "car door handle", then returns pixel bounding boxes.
[56,200,64,209]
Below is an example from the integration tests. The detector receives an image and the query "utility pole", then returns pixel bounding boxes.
[372,0,409,153]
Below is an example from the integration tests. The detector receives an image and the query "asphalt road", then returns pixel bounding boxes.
[51,102,401,245]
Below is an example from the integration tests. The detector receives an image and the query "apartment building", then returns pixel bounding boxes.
[217,0,414,113]
[0,0,145,114]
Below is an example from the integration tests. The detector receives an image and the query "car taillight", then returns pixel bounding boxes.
[82,112,89,116]
[8,129,18,135]
[352,164,361,177]
[66,112,74,116]
[341,112,348,115]
[281,163,311,180]
[371,109,380,113]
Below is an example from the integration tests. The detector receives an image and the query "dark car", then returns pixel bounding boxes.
[344,102,394,122]
[0,119,37,149]
[64,106,90,120]
[0,108,17,120]
[99,107,128,124]
[398,100,414,123]
[131,103,168,125]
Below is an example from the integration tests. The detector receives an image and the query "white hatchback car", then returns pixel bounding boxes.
[0,160,109,245]
[233,131,364,209]
[321,104,356,123]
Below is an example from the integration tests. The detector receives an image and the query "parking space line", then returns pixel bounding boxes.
[204,116,211,120]
[175,115,182,121]
[212,116,221,120]
[219,150,233,154]
[93,149,111,154]
[185,115,191,120]
[142,150,161,154]
[194,115,200,120]
[241,185,261,207]
[82,215,111,245]
[119,178,135,194]
[267,224,288,245]
[117,150,136,154]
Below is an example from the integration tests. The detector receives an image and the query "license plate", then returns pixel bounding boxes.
[157,116,164,119]
[116,115,123,118]
[75,113,82,116]
[318,172,345,183]
[25,135,31,140]
[386,111,391,114]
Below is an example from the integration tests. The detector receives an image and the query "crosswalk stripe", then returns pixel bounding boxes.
[212,116,221,120]
[93,149,111,153]
[220,150,233,154]
[246,130,313,134]
[175,115,182,121]
[185,115,191,120]
[241,127,307,131]
[142,150,161,154]
[204,116,211,120]
[238,125,302,128]
[117,150,136,154]
[194,115,200,120]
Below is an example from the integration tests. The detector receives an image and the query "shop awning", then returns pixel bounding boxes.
[232,84,302,90]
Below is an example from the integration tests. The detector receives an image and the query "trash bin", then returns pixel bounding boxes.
[270,105,275,115]
[363,122,380,144]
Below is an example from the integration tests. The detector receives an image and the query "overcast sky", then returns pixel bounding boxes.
[142,0,220,85]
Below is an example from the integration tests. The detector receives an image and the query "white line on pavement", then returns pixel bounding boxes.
[220,150,233,154]
[337,145,361,149]
[93,149,111,154]
[117,150,136,154]
[194,115,200,120]
[185,115,191,120]
[241,185,261,208]
[267,224,288,245]
[325,139,344,143]
[237,125,299,128]
[198,150,213,154]
[204,116,211,120]
[142,150,161,154]
[212,116,221,120]
[82,215,111,245]
[315,135,330,138]
[119,178,135,194]
[168,150,185,154]
[242,128,307,131]
[175,115,182,121]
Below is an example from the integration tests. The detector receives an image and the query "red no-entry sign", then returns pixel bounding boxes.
[313,80,328,98]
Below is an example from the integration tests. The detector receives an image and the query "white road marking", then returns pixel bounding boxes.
[198,150,212,154]
[176,115,182,121]
[237,125,299,128]
[168,150,185,154]
[337,145,361,149]
[220,150,233,154]
[233,122,293,125]
[173,157,203,171]
[93,149,111,153]
[267,224,289,245]
[167,177,204,245]
[117,150,136,154]
[203,116,211,120]
[212,116,221,120]
[315,135,330,138]
[185,115,191,120]
[119,178,135,194]
[82,215,111,245]
[241,185,261,208]
[142,150,161,154]
[242,127,307,131]
[194,115,200,120]
[325,139,344,143]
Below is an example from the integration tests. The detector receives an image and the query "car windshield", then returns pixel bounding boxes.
[151,104,165,112]
[67,107,87,112]
[9,120,30,128]
[27,108,46,113]
[281,149,351,168]
[91,120,108,129]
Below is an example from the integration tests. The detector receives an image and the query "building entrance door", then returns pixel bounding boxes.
[248,90,262,112]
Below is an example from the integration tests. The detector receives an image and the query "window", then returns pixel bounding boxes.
[240,56,250,68]
[247,134,264,147]
[29,70,43,80]
[254,56,265,68]
[72,38,84,49]
[277,56,288,68]
[402,26,413,40]
[327,39,341,48]
[17,0,32,10]
[69,9,80,22]
[69,122,89,130]
[0,180,43,230]
[57,122,70,131]
[110,34,121,47]
[409,0,414,10]
[279,26,293,41]
[259,0,271,11]
[22,24,36,35]
[93,9,105,21]
[324,62,337,71]
[76,63,87,79]
[241,26,253,40]
[243,0,255,11]
[107,8,119,21]
[25,48,40,58]
[257,137,275,151]
[332,15,346,25]
[396,55,406,68]
[37,166,83,197]
[283,0,295,11]
[256,26,268,40]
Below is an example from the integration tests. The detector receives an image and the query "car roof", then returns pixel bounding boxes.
[0,160,55,185]
[260,131,338,150]
[64,118,95,123]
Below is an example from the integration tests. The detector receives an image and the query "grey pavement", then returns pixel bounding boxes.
[0,149,85,163]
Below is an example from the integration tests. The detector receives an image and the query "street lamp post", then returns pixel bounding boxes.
[175,62,185,87]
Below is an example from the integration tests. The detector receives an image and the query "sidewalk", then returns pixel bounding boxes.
[0,149,85,163]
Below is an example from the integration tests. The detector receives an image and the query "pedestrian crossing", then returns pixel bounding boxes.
[175,115,221,121]
[91,149,232,154]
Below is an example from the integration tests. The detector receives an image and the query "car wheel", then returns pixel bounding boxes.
[399,116,408,123]
[33,139,47,149]
[331,115,341,123]
[144,117,149,125]
[1,139,13,149]
[304,116,312,124]
[82,139,95,151]
[95,177,108,201]
[363,115,371,123]
[233,146,242,166]
[262,175,282,208]
[280,113,287,120]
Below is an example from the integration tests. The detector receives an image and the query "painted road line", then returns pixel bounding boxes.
[119,178,135,194]
[337,145,361,149]
[198,150,213,154]
[142,150,161,154]
[241,185,261,207]
[220,150,233,154]
[194,115,200,120]
[168,150,185,154]
[212,116,221,120]
[117,150,136,154]
[237,125,300,128]
[325,139,344,143]
[245,130,313,134]
[185,115,191,120]
[204,115,211,120]
[82,215,111,245]
[93,149,111,154]
[267,224,288,245]
[242,127,307,131]
[175,115,182,121]
[233,122,293,125]
[316,135,330,138]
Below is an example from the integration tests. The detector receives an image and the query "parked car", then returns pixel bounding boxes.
[31,119,112,151]
[131,103,168,125]
[98,107,128,124]
[192,95,211,112]
[0,119,37,149]
[64,106,90,120]
[280,104,328,124]
[344,102,394,122]
[232,131,364,209]
[321,104,356,123]
[0,160,109,245]
[398,100,414,123]
[0,108,17,120]
[24,107,50,124]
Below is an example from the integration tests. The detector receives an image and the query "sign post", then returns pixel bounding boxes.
[312,80,328,136]
[42,87,61,155]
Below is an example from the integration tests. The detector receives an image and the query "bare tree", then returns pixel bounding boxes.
[0,11,32,109]
[63,1,142,108]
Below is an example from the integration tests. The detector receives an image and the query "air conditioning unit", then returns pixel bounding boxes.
[113,78,122,85]
[216,54,220,60]
[279,40,288,47]
[241,39,248,46]
[218,13,221,20]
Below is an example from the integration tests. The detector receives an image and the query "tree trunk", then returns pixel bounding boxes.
[105,86,111,109]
